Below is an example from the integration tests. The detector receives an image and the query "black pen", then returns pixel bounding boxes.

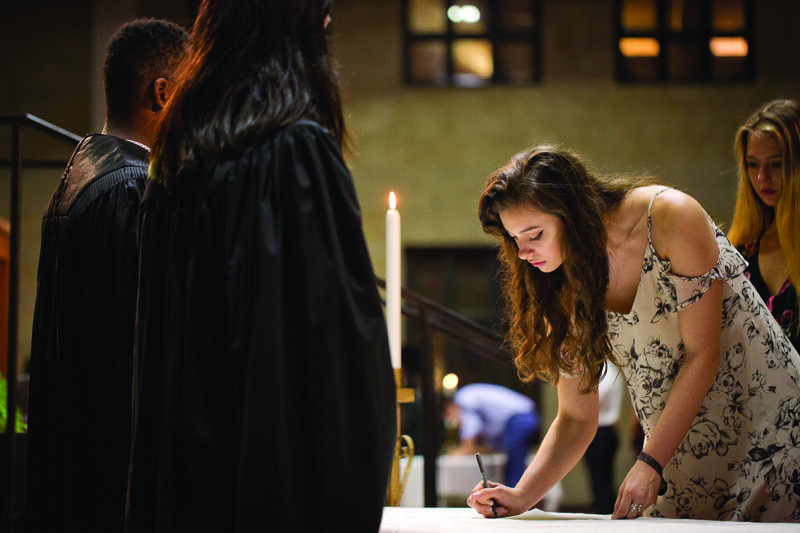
[474,453,498,518]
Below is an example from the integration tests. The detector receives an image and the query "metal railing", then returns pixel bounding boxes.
[0,114,81,531]
[376,278,516,506]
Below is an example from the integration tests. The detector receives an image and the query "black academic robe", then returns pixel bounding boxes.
[126,120,397,533]
[26,134,148,533]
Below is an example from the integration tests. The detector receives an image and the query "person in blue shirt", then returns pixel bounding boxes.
[445,383,540,486]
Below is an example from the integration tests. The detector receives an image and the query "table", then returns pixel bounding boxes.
[379,507,799,532]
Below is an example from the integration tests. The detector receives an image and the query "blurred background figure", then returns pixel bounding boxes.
[444,382,539,487]
[728,98,800,351]
[582,361,625,515]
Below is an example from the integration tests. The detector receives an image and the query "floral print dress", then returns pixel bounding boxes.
[606,189,800,522]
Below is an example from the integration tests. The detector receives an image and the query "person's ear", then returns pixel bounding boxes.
[148,77,170,111]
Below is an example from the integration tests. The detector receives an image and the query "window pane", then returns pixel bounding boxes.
[710,36,749,81]
[616,0,752,83]
[667,40,705,81]
[619,37,660,57]
[712,0,746,32]
[498,41,535,83]
[453,39,493,87]
[712,55,749,81]
[499,0,536,32]
[451,1,490,35]
[409,0,447,33]
[404,0,539,86]
[664,0,704,33]
[409,40,447,84]
[710,37,748,57]
[621,0,657,32]
[619,56,660,82]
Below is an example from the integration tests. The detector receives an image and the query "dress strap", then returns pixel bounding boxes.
[646,187,671,246]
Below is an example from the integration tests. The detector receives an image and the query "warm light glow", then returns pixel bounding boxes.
[442,373,459,390]
[453,40,493,79]
[388,191,397,210]
[619,37,660,57]
[710,37,748,57]
[621,0,657,32]
[667,0,685,32]
[447,5,481,24]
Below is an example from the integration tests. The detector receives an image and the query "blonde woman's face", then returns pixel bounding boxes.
[500,203,565,273]
[746,132,783,207]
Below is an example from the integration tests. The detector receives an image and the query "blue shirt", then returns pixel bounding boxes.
[454,383,536,450]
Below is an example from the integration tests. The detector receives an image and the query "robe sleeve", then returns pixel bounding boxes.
[129,121,396,532]
[223,121,397,530]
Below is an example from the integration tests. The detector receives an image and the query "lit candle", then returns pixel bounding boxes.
[386,191,402,369]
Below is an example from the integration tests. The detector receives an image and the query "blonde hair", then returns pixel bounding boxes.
[728,99,800,327]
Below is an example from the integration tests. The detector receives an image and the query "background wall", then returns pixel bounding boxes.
[2,0,799,511]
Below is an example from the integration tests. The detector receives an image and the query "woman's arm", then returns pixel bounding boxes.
[468,376,598,517]
[613,190,722,518]
[648,189,722,466]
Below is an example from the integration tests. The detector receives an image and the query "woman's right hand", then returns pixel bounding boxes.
[466,481,533,518]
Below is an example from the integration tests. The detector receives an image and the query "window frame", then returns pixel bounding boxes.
[614,0,755,84]
[402,0,542,87]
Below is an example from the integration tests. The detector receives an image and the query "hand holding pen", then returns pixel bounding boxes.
[474,453,498,518]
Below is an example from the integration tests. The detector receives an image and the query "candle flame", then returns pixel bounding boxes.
[388,191,397,210]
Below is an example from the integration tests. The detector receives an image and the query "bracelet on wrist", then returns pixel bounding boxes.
[637,451,663,475]
[637,451,668,496]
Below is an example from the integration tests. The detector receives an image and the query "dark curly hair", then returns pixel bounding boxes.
[103,18,188,121]
[478,146,646,393]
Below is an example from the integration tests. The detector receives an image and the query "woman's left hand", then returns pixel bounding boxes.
[611,460,662,519]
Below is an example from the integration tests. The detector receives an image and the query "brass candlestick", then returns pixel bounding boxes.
[387,368,415,506]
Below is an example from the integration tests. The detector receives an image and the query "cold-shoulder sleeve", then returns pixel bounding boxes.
[668,219,748,310]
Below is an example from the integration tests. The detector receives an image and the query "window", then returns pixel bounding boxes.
[616,0,753,83]
[404,0,541,87]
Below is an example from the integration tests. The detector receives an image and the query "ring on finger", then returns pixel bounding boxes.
[629,503,642,512]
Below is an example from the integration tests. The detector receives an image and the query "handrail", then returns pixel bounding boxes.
[377,277,517,506]
[0,114,83,144]
[0,114,80,531]
[0,114,82,169]
[377,277,513,365]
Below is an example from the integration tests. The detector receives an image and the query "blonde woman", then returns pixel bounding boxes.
[728,99,800,350]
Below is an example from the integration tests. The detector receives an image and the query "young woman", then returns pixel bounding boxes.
[469,146,800,521]
[126,2,397,531]
[728,99,800,350]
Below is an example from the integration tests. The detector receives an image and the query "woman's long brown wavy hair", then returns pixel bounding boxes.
[478,146,638,393]
[150,0,345,186]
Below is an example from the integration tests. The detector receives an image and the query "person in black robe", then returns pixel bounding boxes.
[25,19,187,533]
[125,2,397,532]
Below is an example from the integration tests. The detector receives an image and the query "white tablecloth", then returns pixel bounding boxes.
[379,507,799,532]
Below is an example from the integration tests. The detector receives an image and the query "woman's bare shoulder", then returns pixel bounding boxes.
[649,189,710,237]
[648,188,717,275]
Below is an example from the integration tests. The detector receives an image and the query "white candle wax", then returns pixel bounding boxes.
[386,191,402,369]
